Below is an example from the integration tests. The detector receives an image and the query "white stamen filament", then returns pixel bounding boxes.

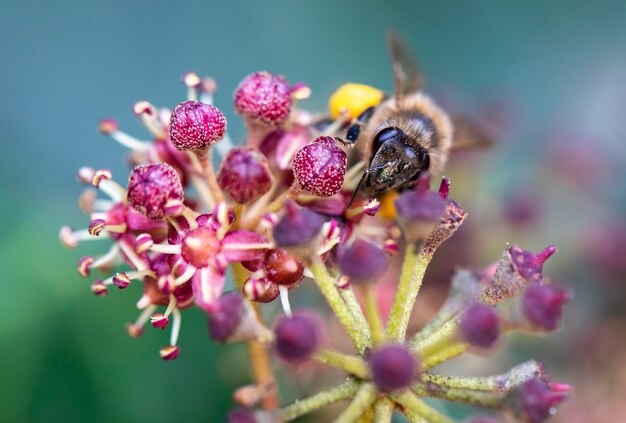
[110,130,152,152]
[135,305,157,325]
[127,269,156,280]
[182,208,200,230]
[93,199,114,212]
[170,307,182,346]
[98,179,126,203]
[118,239,149,271]
[150,243,182,255]
[200,92,213,105]
[174,264,196,286]
[91,244,120,268]
[140,114,167,140]
[187,86,198,102]
[190,174,215,210]
[164,295,177,317]
[105,223,128,233]
[279,285,292,317]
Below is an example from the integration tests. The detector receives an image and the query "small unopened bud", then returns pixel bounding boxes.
[337,238,389,285]
[274,313,321,363]
[90,280,108,296]
[209,293,272,343]
[272,202,325,259]
[293,136,347,198]
[159,345,180,360]
[77,256,94,277]
[112,272,131,289]
[217,147,273,204]
[169,101,227,151]
[458,303,501,348]
[234,72,293,124]
[127,163,184,220]
[395,175,446,244]
[150,313,169,329]
[522,283,571,331]
[369,344,419,392]
[509,378,569,423]
[264,249,304,286]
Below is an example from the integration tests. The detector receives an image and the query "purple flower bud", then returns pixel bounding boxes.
[522,283,571,331]
[127,163,184,220]
[458,303,501,348]
[217,147,273,204]
[169,101,226,151]
[395,175,447,243]
[209,293,271,343]
[274,314,321,363]
[159,345,180,360]
[517,378,569,423]
[272,202,324,254]
[234,72,293,124]
[369,344,419,392]
[510,245,556,283]
[292,136,347,198]
[337,238,389,285]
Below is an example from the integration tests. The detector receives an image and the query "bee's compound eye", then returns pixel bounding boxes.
[372,127,404,156]
[418,148,430,170]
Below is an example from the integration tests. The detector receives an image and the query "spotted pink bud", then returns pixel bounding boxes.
[522,283,571,331]
[217,147,273,204]
[369,344,419,392]
[458,303,500,348]
[90,280,108,296]
[264,249,304,286]
[98,118,118,134]
[112,272,131,289]
[77,256,94,277]
[274,313,321,363]
[337,238,389,285]
[292,136,347,198]
[169,101,226,151]
[150,313,169,329]
[159,345,180,360]
[234,72,293,124]
[127,163,184,220]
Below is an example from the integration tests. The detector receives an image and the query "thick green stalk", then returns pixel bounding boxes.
[412,383,503,408]
[334,383,377,423]
[339,286,372,344]
[391,391,453,423]
[279,379,359,421]
[386,245,431,341]
[373,398,394,423]
[313,350,369,379]
[362,285,384,345]
[309,258,371,353]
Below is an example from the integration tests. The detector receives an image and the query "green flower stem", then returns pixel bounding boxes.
[339,286,372,344]
[391,391,453,423]
[362,285,384,345]
[408,309,455,349]
[310,258,371,353]
[412,383,503,408]
[313,350,369,379]
[334,383,378,423]
[373,398,395,423]
[279,379,359,421]
[386,244,431,342]
[421,343,469,370]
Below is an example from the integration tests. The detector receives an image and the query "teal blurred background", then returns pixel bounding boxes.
[1,1,625,422]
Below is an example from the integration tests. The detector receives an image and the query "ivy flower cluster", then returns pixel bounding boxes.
[60,70,570,422]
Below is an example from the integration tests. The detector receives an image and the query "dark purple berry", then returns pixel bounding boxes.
[369,344,419,392]
[274,314,320,363]
[458,303,500,348]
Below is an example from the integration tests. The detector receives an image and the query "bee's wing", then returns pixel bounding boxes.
[450,114,497,152]
[388,30,423,103]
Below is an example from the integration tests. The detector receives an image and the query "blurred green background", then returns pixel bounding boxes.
[1,1,625,422]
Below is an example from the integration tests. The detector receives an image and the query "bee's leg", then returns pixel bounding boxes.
[345,106,376,145]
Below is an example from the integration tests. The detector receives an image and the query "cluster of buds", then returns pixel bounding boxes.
[61,71,570,422]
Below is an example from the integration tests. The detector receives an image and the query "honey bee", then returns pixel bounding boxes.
[346,31,495,202]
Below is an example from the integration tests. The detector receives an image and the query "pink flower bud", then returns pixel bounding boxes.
[514,378,569,423]
[274,313,321,363]
[263,249,304,286]
[234,72,293,124]
[458,303,501,348]
[169,101,226,151]
[272,202,325,257]
[369,344,419,392]
[127,163,184,220]
[217,147,273,204]
[337,238,389,285]
[293,136,347,198]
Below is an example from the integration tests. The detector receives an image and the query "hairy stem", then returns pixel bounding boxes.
[232,263,279,409]
[339,286,371,342]
[314,350,369,379]
[334,383,377,423]
[373,398,395,423]
[391,391,453,423]
[197,149,224,203]
[279,379,360,421]
[386,244,431,341]
[421,343,469,370]
[412,383,503,408]
[310,258,371,353]
[362,285,384,345]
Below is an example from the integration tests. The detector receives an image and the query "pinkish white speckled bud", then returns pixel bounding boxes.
[127,163,184,220]
[293,136,347,198]
[217,147,273,204]
[169,101,226,151]
[234,72,293,124]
